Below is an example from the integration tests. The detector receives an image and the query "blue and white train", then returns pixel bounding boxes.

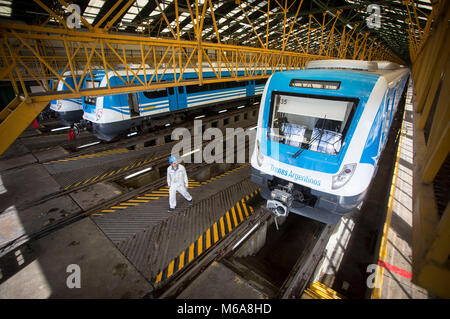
[250,59,409,224]
[81,68,269,140]
[49,74,83,125]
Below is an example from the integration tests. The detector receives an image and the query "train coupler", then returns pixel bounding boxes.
[266,186,294,230]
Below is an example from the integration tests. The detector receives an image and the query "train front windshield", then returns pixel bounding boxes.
[268,92,356,155]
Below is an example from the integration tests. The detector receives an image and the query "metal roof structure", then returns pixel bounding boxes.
[0,0,434,63]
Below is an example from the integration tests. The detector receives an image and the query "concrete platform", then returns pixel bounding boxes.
[377,84,432,299]
[311,81,433,299]
[69,182,124,211]
[0,153,36,171]
[0,164,62,213]
[32,146,69,163]
[0,195,80,248]
[0,218,152,298]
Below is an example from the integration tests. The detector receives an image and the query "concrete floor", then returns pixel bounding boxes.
[0,217,152,298]
[0,154,152,298]
[378,84,432,299]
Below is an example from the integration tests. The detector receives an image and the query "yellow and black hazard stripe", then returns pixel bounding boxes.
[91,180,202,216]
[303,281,345,299]
[47,139,178,164]
[91,165,245,216]
[201,163,250,185]
[63,156,158,191]
[153,188,261,285]
[45,148,129,164]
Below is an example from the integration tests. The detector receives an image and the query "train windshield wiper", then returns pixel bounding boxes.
[292,116,327,159]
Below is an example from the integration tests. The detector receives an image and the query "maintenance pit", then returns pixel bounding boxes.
[177,214,328,299]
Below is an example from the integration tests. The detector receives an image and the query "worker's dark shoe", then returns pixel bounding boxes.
[168,208,175,213]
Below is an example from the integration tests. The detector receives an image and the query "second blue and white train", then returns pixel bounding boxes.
[81,68,269,140]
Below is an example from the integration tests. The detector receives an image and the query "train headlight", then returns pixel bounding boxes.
[270,189,293,207]
[256,140,264,167]
[332,163,356,190]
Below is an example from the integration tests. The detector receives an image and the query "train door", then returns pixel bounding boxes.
[127,93,140,117]
[177,86,187,110]
[167,87,178,111]
[247,80,255,96]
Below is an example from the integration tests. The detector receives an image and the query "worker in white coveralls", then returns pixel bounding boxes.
[167,155,192,213]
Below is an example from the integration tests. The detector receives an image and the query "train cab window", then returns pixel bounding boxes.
[127,93,140,117]
[84,80,100,105]
[268,93,357,155]
[168,87,174,95]
[84,96,97,105]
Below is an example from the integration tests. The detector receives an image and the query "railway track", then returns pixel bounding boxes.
[0,120,257,257]
[6,101,260,165]
[14,107,259,211]
[1,103,258,172]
